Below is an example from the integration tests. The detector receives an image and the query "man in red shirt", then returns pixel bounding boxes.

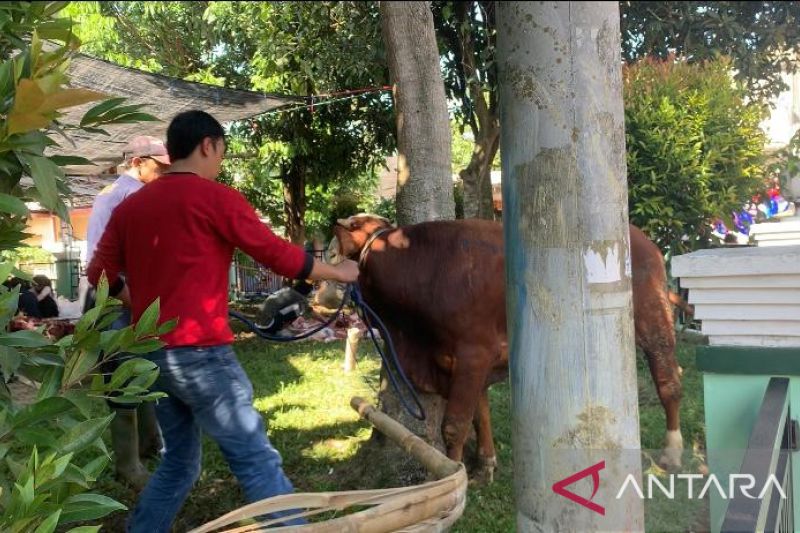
[88,110,359,532]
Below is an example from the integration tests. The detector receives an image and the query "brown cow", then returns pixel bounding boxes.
[333,215,683,480]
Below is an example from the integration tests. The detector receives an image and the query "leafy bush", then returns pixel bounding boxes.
[0,275,171,532]
[0,2,168,530]
[624,57,768,254]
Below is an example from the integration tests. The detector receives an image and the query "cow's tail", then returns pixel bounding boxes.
[668,291,694,317]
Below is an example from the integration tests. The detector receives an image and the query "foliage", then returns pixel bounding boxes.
[66,1,395,243]
[624,57,768,254]
[62,1,232,86]
[0,2,169,530]
[451,121,499,176]
[0,273,172,532]
[365,197,397,225]
[1,246,54,266]
[432,2,496,132]
[620,2,800,103]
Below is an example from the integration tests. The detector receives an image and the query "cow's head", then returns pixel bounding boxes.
[331,213,394,261]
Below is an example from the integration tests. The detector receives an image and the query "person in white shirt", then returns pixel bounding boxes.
[85,136,170,490]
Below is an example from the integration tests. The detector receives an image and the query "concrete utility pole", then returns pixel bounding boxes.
[497,2,643,531]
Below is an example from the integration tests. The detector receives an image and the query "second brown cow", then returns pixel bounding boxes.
[333,215,683,480]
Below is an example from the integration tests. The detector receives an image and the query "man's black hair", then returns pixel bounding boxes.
[166,110,225,161]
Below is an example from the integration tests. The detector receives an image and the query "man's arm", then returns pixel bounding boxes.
[217,190,359,283]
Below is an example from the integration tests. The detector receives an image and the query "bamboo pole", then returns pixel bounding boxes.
[188,398,466,533]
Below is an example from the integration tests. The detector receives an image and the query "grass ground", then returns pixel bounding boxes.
[94,330,707,532]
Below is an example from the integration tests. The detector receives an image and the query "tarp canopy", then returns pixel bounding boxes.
[42,51,298,205]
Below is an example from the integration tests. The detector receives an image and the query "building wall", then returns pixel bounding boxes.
[761,68,800,152]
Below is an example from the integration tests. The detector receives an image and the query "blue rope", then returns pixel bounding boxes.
[228,283,426,420]
[348,284,426,421]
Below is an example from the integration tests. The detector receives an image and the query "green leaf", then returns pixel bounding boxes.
[62,348,99,388]
[60,493,126,524]
[93,274,109,311]
[107,358,158,390]
[134,298,160,338]
[75,305,101,333]
[57,414,114,455]
[100,112,160,124]
[81,454,109,481]
[48,155,93,166]
[65,527,102,533]
[33,509,61,533]
[15,474,35,507]
[94,310,122,332]
[0,329,51,348]
[156,318,178,336]
[0,345,22,379]
[124,338,164,355]
[0,287,20,325]
[11,397,75,430]
[62,389,93,419]
[78,97,126,126]
[16,152,64,212]
[35,366,64,401]
[0,193,29,216]
[14,427,59,450]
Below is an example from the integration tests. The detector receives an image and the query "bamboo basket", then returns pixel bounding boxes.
[188,397,467,533]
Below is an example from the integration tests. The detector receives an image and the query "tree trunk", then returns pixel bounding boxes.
[460,127,499,219]
[282,162,306,245]
[498,2,643,531]
[455,0,499,220]
[381,0,454,226]
[356,0,454,486]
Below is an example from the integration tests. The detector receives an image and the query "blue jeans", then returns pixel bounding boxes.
[127,345,305,532]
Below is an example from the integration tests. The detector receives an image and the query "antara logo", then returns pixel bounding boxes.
[551,460,606,515]
[551,460,787,515]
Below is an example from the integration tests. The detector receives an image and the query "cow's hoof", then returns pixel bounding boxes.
[470,455,497,485]
[658,430,684,471]
[658,451,682,471]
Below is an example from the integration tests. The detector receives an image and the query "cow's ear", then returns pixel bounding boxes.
[336,217,363,231]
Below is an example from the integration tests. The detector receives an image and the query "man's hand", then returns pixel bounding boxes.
[117,284,132,308]
[333,259,359,283]
[308,258,360,284]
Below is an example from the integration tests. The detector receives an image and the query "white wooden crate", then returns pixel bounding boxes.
[671,245,800,347]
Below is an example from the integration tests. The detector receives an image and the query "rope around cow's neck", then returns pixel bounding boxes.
[358,227,393,268]
[228,283,426,421]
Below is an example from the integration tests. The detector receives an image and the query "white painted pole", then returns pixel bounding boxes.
[497,2,643,530]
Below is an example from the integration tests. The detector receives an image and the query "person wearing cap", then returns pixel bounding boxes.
[87,110,360,532]
[84,135,170,490]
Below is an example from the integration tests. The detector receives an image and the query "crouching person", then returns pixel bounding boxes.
[87,110,360,533]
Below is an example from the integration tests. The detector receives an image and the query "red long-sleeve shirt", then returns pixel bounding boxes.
[87,172,313,347]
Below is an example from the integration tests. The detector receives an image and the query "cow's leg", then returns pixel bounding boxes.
[641,337,683,470]
[441,355,488,465]
[471,388,497,483]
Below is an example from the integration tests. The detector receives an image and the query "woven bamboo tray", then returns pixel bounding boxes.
[188,397,467,532]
